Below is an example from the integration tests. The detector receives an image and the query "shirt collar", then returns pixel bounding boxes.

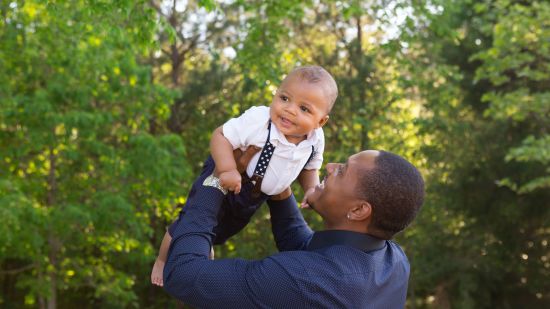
[306,230,386,252]
[269,122,320,147]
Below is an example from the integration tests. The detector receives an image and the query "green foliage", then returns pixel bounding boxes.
[1,0,188,307]
[234,0,310,84]
[474,1,550,195]
[395,0,550,307]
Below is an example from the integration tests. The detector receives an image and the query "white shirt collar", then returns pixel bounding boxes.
[269,122,319,148]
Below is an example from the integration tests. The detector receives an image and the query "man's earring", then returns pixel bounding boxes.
[346,214,351,220]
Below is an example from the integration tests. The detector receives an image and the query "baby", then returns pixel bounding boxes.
[151,65,338,286]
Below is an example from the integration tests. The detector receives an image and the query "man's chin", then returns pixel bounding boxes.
[307,200,323,213]
[306,191,322,209]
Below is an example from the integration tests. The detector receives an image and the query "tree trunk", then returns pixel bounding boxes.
[171,42,180,86]
[46,147,59,309]
[38,270,46,309]
[355,15,369,150]
[46,267,57,309]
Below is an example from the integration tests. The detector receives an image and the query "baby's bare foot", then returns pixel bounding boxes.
[151,259,165,286]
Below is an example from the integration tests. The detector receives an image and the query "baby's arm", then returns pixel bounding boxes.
[298,169,320,208]
[210,126,242,193]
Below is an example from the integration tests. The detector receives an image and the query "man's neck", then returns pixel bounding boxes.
[323,223,368,234]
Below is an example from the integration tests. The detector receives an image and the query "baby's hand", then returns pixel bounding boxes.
[219,169,242,194]
[301,187,315,209]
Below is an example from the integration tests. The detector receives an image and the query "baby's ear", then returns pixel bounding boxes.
[317,115,329,128]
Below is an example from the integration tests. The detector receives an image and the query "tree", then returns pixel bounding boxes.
[393,0,550,307]
[0,1,189,307]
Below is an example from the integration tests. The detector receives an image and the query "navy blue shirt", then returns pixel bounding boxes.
[164,185,410,308]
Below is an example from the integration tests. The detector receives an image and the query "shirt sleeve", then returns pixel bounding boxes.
[164,252,309,307]
[304,128,325,170]
[163,186,309,307]
[267,195,313,252]
[222,106,270,149]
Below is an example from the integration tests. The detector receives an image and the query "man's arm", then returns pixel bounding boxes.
[268,189,313,252]
[163,181,308,307]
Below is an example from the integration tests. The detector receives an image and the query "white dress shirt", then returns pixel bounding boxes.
[222,106,324,195]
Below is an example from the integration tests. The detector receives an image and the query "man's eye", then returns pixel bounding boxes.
[300,106,310,113]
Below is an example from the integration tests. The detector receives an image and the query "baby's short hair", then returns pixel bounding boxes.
[283,65,338,112]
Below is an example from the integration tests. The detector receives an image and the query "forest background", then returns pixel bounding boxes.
[1,0,549,308]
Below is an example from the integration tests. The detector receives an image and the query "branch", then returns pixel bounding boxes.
[160,47,171,57]
[0,263,37,275]
[177,34,201,65]
[148,0,167,19]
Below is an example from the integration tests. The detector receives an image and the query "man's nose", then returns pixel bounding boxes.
[325,163,337,174]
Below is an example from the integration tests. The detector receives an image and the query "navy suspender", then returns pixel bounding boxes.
[250,121,276,197]
[249,120,315,198]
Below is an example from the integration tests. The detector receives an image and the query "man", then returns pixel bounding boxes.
[163,149,425,308]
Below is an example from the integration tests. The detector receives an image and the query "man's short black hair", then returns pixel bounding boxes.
[356,151,425,239]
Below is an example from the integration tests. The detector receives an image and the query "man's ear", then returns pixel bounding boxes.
[347,201,372,221]
[317,115,329,128]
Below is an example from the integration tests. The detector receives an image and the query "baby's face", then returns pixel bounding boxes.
[270,75,330,144]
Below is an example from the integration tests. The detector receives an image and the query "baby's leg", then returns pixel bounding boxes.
[212,210,254,245]
[212,182,269,244]
[153,156,226,285]
[151,231,171,286]
[152,156,218,286]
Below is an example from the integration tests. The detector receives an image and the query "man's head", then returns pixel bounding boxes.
[307,150,425,239]
[270,66,338,144]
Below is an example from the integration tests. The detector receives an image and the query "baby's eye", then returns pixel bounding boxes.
[280,95,289,102]
[300,106,310,113]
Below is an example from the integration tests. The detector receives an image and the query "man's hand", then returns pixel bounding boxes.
[233,146,261,174]
[300,187,315,208]
[219,169,242,194]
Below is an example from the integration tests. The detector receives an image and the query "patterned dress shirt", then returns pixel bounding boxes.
[164,184,410,308]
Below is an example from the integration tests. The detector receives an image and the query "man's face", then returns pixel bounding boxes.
[270,74,330,144]
[308,150,379,226]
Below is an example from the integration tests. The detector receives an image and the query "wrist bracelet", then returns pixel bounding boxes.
[202,174,228,195]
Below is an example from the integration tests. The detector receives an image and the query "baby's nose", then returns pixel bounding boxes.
[285,104,298,115]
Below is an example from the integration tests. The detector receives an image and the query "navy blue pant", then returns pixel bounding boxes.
[168,156,269,244]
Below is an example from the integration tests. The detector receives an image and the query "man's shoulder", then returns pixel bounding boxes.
[311,241,410,273]
[256,246,408,307]
[267,245,377,271]
[386,240,410,264]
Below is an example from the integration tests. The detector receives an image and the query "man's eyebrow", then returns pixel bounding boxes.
[342,159,349,174]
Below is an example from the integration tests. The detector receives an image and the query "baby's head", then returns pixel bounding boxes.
[270,66,338,144]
